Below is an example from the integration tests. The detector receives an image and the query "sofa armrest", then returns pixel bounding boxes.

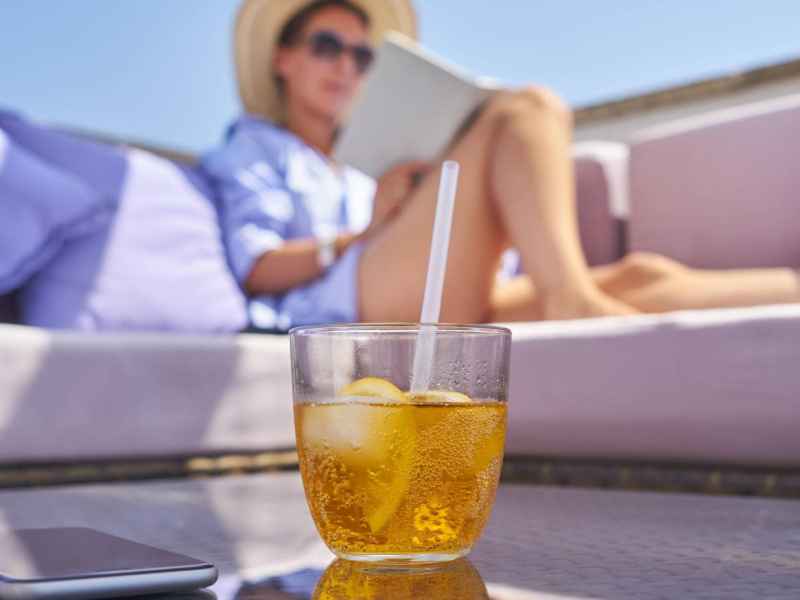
[0,324,293,463]
[504,304,800,466]
[629,94,800,268]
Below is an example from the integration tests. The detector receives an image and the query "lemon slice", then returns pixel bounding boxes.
[337,377,406,401]
[335,377,416,534]
[408,389,473,404]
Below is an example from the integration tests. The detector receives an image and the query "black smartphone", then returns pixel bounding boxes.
[0,527,218,599]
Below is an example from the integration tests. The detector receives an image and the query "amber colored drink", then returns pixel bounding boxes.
[295,396,506,561]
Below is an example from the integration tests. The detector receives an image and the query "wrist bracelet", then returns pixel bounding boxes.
[317,231,337,271]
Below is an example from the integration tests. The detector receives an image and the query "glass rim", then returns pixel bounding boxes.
[289,322,512,338]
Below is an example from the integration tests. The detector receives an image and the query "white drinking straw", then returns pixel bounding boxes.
[410,160,460,393]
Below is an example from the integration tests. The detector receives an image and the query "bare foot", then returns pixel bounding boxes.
[542,288,638,321]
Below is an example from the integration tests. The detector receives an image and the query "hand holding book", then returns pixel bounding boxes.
[363,160,431,237]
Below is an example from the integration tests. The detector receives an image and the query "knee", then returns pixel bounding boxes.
[517,86,572,123]
[485,85,572,128]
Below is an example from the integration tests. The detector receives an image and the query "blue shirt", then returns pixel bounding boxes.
[201,116,376,331]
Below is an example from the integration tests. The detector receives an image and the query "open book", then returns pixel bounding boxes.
[334,33,500,179]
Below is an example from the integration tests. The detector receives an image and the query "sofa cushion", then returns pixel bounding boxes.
[505,305,800,466]
[0,112,247,332]
[0,324,291,462]
[629,94,800,268]
[0,128,113,293]
[0,110,127,201]
[19,148,248,332]
[574,142,629,266]
[2,305,799,466]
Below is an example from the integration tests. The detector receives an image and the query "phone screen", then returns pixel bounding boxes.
[0,528,211,582]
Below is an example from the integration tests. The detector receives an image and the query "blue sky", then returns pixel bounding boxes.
[1,0,798,153]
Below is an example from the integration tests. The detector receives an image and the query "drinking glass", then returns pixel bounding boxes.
[290,324,511,565]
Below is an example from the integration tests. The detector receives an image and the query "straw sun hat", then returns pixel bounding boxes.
[235,0,418,123]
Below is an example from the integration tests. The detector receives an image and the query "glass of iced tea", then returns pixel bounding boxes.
[290,324,511,566]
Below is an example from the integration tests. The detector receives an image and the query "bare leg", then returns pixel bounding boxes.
[358,105,505,323]
[597,253,800,313]
[489,276,543,322]
[358,87,635,322]
[489,253,800,322]
[486,90,634,320]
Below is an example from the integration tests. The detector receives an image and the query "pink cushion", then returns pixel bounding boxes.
[629,95,800,268]
[573,142,629,266]
[574,156,624,266]
[505,305,800,466]
[497,143,627,276]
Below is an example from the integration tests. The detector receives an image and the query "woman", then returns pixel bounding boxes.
[202,0,799,331]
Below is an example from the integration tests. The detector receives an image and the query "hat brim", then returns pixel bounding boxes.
[235,0,418,123]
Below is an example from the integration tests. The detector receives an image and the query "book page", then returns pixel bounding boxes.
[334,34,498,179]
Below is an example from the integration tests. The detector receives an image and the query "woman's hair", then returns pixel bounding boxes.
[277,0,371,48]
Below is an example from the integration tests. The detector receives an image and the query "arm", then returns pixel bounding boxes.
[244,232,360,295]
[243,160,431,296]
[204,118,430,298]
[203,124,329,297]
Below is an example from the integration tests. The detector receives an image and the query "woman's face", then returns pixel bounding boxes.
[274,6,372,123]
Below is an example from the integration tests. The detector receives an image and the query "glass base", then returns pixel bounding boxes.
[334,548,470,568]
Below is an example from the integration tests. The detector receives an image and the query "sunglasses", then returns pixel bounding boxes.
[301,30,375,75]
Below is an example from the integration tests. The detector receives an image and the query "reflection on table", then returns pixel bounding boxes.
[234,558,489,600]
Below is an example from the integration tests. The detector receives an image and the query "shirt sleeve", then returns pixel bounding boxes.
[201,124,295,284]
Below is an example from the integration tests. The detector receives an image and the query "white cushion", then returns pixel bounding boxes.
[20,149,248,332]
[2,305,799,466]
